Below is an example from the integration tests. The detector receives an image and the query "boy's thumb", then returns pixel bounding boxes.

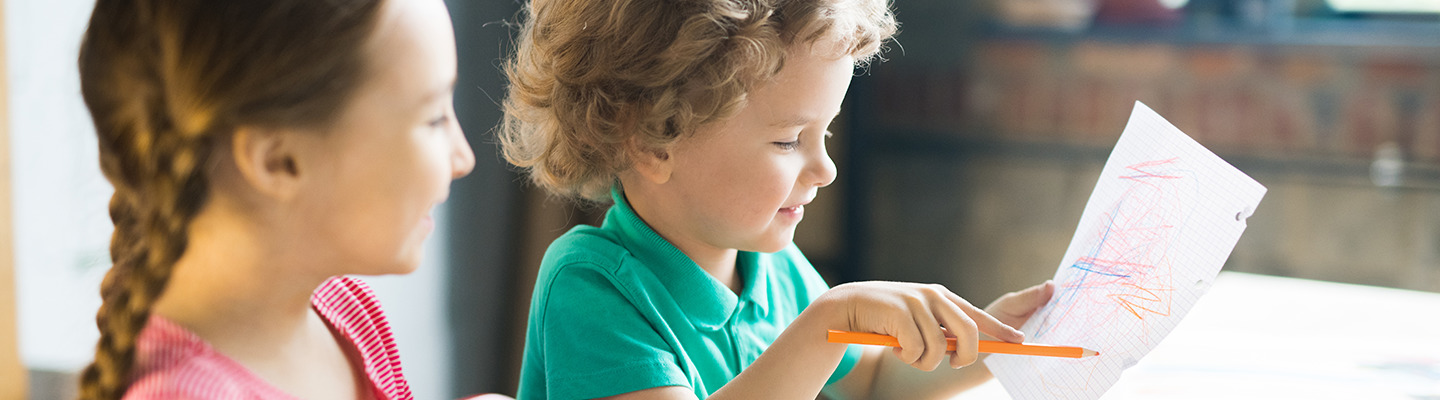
[1027,280,1056,307]
[994,280,1055,315]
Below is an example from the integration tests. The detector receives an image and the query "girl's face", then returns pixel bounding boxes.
[294,0,474,275]
[648,48,852,255]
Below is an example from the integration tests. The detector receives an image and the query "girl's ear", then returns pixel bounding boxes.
[630,145,674,185]
[230,126,304,200]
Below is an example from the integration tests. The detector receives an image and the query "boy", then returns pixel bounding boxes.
[501,0,1054,398]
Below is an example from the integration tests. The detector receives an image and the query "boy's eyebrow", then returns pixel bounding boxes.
[769,115,813,128]
[769,111,842,128]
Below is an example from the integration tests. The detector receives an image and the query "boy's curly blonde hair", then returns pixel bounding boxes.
[501,0,897,201]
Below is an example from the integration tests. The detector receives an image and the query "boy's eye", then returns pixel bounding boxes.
[773,140,799,150]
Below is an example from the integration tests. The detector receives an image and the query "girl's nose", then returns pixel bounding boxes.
[451,128,476,179]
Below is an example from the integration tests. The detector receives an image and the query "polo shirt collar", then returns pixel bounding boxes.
[606,186,770,328]
[736,252,770,317]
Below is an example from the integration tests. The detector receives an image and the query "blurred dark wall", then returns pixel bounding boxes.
[444,0,523,397]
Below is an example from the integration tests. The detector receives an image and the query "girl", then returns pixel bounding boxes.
[501,0,1055,399]
[77,0,474,398]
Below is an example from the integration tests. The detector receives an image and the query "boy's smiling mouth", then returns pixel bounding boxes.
[778,200,811,220]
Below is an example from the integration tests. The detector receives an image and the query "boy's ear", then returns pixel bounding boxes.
[630,145,674,185]
[229,126,304,200]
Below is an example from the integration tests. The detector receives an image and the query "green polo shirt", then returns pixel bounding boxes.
[517,187,861,400]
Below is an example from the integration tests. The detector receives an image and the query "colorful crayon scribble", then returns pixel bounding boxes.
[1026,157,1198,394]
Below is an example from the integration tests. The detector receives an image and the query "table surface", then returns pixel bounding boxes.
[955,271,1440,400]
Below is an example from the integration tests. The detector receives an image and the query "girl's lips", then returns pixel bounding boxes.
[422,200,444,232]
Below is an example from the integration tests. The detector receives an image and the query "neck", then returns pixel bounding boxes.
[151,206,332,356]
[621,183,742,293]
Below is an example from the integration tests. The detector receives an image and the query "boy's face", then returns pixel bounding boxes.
[642,47,852,256]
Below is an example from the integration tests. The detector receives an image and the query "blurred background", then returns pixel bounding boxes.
[3,0,1438,399]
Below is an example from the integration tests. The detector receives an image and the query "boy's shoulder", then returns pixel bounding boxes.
[528,224,669,325]
[539,224,631,273]
[532,224,658,297]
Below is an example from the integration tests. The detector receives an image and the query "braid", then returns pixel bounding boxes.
[79,146,211,400]
[78,62,214,400]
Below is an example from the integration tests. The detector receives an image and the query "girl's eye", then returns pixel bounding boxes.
[773,140,799,150]
[428,113,451,128]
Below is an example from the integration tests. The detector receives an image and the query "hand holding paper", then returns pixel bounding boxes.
[983,280,1057,336]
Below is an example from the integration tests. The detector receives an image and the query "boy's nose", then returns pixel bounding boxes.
[811,139,837,188]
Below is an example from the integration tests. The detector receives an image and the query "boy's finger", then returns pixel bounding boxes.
[1033,280,1056,307]
[892,318,925,365]
[912,300,949,371]
[995,280,1056,317]
[949,292,1024,343]
[932,299,978,368]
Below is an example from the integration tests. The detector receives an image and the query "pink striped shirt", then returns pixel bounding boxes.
[126,277,413,399]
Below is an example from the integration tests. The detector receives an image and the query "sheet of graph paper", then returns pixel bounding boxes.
[983,101,1268,400]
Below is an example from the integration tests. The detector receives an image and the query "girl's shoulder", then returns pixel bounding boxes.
[127,316,296,400]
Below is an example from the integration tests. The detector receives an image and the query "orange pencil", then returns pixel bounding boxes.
[826,330,1100,358]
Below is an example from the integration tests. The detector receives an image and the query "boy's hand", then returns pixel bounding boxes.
[983,280,1056,333]
[823,281,1024,372]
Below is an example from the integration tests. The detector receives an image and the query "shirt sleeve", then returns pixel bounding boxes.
[538,264,690,399]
